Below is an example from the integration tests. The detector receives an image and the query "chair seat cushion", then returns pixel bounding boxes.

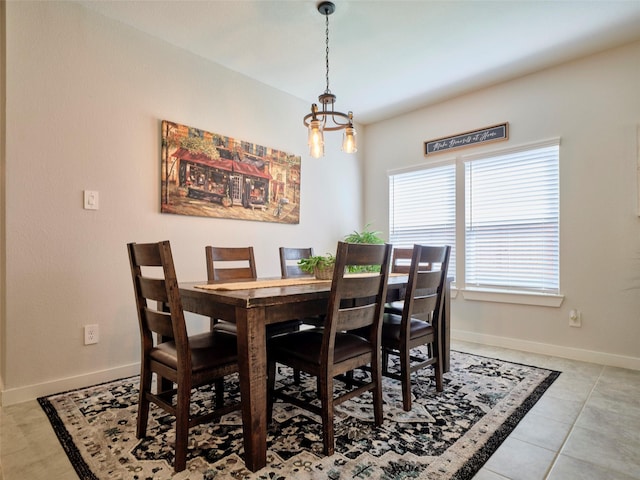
[151,332,238,373]
[381,313,434,345]
[269,330,372,366]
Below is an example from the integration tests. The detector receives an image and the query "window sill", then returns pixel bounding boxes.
[457,286,564,307]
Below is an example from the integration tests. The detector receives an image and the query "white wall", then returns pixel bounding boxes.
[0,2,363,404]
[364,40,640,368]
[4,3,639,406]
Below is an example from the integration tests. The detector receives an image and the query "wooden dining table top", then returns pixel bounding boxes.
[179,273,410,316]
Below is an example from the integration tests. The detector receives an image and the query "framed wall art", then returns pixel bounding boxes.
[425,123,509,156]
[161,120,301,224]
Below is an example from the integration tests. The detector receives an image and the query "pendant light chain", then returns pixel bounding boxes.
[325,12,331,95]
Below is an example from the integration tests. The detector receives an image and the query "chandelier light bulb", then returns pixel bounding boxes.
[308,117,325,158]
[341,125,357,154]
[310,141,325,159]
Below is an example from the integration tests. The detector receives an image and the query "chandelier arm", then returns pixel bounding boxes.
[303,111,352,129]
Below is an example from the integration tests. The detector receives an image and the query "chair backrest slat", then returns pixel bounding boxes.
[131,244,163,267]
[336,303,379,331]
[410,295,438,322]
[138,277,169,303]
[338,275,384,299]
[144,308,175,339]
[343,243,388,268]
[212,268,255,282]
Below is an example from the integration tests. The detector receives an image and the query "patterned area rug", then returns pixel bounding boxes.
[38,350,560,480]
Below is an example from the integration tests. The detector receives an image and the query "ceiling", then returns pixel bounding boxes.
[77,0,640,125]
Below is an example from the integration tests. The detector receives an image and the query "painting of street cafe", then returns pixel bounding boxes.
[161,120,301,224]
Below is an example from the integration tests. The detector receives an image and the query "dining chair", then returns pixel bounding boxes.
[127,241,240,472]
[391,247,414,274]
[279,247,325,330]
[279,246,315,279]
[279,246,325,384]
[385,247,415,315]
[381,244,450,411]
[205,246,257,334]
[267,241,392,456]
[206,245,257,282]
[206,245,302,336]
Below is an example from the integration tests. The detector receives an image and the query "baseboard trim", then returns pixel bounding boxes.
[452,329,640,371]
[1,363,140,406]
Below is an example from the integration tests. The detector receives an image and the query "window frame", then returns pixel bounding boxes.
[388,138,564,307]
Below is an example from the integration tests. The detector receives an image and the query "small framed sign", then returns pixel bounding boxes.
[425,122,509,156]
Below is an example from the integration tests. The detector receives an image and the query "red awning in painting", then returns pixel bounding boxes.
[232,161,272,180]
[171,148,272,179]
[171,148,234,172]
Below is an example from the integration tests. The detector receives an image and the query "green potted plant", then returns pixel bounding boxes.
[298,254,336,280]
[344,223,384,245]
[299,225,385,278]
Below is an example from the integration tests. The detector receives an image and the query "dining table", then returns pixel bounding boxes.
[179,274,451,472]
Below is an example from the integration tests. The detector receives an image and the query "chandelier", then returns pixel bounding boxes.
[303,1,357,158]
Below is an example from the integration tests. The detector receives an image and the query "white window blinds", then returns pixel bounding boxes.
[464,142,559,293]
[389,163,456,277]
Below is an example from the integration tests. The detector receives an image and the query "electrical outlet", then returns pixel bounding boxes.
[569,309,582,328]
[84,324,99,345]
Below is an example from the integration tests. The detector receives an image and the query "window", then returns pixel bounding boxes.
[465,142,559,293]
[388,162,456,276]
[388,139,560,300]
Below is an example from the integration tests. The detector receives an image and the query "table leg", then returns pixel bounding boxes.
[235,306,267,472]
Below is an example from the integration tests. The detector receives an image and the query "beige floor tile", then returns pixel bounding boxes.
[601,365,640,383]
[481,437,557,480]
[0,402,76,480]
[542,373,596,403]
[587,387,640,420]
[561,424,640,478]
[0,414,29,457]
[472,467,511,479]
[593,371,640,410]
[576,404,640,444]
[510,411,573,451]
[2,454,76,480]
[528,392,584,424]
[548,454,640,480]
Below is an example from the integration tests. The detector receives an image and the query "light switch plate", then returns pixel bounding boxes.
[84,190,99,210]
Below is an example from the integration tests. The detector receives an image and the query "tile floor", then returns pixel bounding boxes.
[1,340,639,479]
